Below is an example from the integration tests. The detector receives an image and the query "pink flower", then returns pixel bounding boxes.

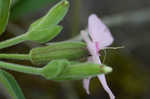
[81,14,115,99]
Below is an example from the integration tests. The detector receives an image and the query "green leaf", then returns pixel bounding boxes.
[28,17,43,31]
[0,0,11,35]
[26,25,62,43]
[0,69,25,99]
[10,0,57,19]
[28,0,69,31]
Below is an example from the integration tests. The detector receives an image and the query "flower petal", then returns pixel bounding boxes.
[98,74,115,99]
[88,14,114,50]
[81,31,98,57]
[83,77,91,95]
[81,30,91,44]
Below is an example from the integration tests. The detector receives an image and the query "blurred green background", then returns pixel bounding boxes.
[0,0,150,99]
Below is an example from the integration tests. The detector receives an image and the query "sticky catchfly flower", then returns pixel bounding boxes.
[81,14,115,99]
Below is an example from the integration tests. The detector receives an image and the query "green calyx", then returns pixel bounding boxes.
[54,63,112,80]
[29,41,88,65]
[41,60,69,79]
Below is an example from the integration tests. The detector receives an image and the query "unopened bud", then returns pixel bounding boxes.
[54,63,112,81]
[41,60,112,81]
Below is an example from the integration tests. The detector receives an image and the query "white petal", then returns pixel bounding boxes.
[88,14,114,50]
[83,77,91,95]
[88,56,93,62]
[80,30,91,44]
[98,74,115,99]
[81,31,98,57]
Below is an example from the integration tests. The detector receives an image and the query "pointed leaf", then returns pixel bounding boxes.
[26,25,62,43]
[28,0,69,31]
[0,69,25,99]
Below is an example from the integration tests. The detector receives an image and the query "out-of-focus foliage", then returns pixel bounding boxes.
[0,0,11,35]
[10,0,59,19]
[0,70,25,99]
[103,50,149,99]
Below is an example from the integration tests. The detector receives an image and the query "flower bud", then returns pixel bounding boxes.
[54,63,112,81]
[41,60,112,81]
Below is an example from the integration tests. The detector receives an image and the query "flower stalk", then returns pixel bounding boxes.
[0,34,27,49]
[0,53,30,60]
[0,61,42,75]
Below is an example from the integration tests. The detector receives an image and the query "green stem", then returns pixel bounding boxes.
[0,53,30,60]
[0,34,27,49]
[0,61,42,75]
